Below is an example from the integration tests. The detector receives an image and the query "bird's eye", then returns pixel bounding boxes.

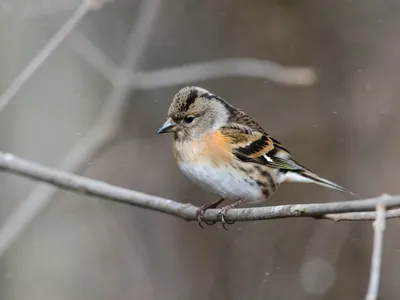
[184,116,195,123]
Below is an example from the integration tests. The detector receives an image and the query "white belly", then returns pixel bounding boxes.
[179,162,265,202]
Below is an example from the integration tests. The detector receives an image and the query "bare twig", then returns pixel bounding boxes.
[0,128,114,256]
[0,0,162,256]
[0,152,399,224]
[69,35,317,88]
[365,204,386,300]
[325,208,400,222]
[132,59,316,88]
[68,32,118,83]
[69,37,317,88]
[0,0,102,113]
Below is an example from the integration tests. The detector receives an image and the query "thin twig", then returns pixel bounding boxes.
[0,0,162,256]
[69,41,318,87]
[69,35,317,89]
[132,59,317,88]
[68,32,118,83]
[325,208,400,222]
[365,204,386,300]
[0,128,114,256]
[0,152,399,224]
[0,0,100,113]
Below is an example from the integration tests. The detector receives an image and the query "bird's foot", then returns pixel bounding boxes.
[196,198,225,228]
[217,200,243,230]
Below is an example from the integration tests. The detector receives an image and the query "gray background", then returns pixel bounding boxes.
[1,0,400,299]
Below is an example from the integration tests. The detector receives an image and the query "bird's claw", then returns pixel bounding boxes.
[195,198,225,228]
[218,208,236,230]
[196,205,217,228]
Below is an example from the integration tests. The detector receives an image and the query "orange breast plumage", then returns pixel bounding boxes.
[174,131,268,202]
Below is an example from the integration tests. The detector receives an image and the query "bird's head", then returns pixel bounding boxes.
[157,86,233,140]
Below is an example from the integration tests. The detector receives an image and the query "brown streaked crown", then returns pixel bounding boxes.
[167,86,232,119]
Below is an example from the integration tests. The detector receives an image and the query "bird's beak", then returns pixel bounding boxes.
[157,119,177,134]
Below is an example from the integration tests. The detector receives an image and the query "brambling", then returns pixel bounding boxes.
[157,86,354,227]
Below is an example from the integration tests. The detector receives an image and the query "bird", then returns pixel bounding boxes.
[157,86,355,228]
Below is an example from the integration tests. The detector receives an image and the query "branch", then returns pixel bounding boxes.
[0,152,399,224]
[132,59,317,88]
[69,37,317,87]
[0,0,162,256]
[69,31,118,83]
[325,208,400,222]
[365,204,386,300]
[0,0,106,113]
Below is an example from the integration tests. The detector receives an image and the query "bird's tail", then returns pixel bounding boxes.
[285,169,357,197]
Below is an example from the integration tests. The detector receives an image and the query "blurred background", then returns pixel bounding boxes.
[1,0,400,299]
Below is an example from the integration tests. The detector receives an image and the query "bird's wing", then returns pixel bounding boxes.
[220,122,355,195]
[220,122,303,171]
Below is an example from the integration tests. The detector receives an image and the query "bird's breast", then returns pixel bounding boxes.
[174,132,271,202]
[173,131,233,166]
